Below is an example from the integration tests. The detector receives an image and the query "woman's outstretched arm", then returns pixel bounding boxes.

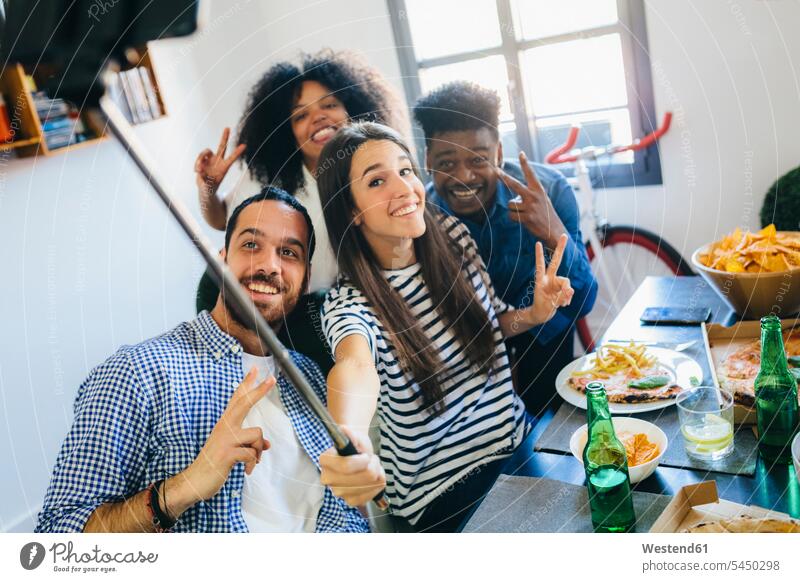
[326,334,382,432]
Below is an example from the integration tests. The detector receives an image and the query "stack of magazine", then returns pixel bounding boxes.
[32,93,89,150]
[107,67,163,124]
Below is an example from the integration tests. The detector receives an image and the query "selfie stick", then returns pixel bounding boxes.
[99,93,389,511]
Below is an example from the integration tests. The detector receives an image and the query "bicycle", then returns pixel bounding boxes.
[545,112,694,353]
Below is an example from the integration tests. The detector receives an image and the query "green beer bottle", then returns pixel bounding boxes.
[754,315,800,464]
[583,382,636,532]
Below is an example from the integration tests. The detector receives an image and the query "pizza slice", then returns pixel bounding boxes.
[716,331,800,407]
[569,367,682,403]
[684,515,800,533]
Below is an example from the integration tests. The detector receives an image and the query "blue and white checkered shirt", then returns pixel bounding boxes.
[35,311,369,533]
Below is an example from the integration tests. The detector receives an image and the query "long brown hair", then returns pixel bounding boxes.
[317,122,497,414]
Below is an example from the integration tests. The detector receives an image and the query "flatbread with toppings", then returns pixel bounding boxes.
[684,515,800,533]
[568,343,682,404]
[715,330,800,407]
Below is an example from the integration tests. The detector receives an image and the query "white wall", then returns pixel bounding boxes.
[599,0,800,259]
[2,0,799,532]
[0,0,404,532]
[147,0,407,198]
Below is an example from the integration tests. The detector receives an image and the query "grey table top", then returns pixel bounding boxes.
[465,277,800,532]
[464,475,671,533]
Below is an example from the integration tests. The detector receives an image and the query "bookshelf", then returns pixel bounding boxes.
[0,63,43,156]
[0,48,166,159]
[0,63,106,157]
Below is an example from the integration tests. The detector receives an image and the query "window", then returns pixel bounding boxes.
[388,0,662,187]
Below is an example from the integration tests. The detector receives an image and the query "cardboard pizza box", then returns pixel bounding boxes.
[649,480,795,533]
[701,318,800,425]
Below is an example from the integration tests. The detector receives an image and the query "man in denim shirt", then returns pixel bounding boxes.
[36,188,381,533]
[415,82,598,416]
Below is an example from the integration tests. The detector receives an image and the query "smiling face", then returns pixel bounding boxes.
[290,80,350,169]
[222,199,310,328]
[426,127,503,220]
[348,139,427,257]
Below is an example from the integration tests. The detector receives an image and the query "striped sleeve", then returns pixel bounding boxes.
[439,214,514,315]
[321,284,378,362]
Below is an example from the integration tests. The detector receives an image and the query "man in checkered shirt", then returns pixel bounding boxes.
[36,187,385,533]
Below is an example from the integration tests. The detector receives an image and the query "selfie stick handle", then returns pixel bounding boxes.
[99,94,388,512]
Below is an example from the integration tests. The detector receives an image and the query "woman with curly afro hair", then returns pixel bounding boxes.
[194,49,409,370]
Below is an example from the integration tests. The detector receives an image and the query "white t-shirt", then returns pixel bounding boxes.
[224,165,338,292]
[239,352,325,532]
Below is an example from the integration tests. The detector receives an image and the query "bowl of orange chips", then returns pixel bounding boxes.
[570,417,667,484]
[692,225,800,319]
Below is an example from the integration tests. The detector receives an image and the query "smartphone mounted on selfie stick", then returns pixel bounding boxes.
[98,90,389,512]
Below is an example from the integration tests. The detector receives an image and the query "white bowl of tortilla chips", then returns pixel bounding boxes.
[570,417,668,484]
[692,225,800,319]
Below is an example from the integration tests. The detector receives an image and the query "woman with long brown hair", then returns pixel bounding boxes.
[316,122,573,531]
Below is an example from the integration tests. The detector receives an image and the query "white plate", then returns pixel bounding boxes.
[555,347,704,414]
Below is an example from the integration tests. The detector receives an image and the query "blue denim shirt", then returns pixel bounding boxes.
[427,161,597,345]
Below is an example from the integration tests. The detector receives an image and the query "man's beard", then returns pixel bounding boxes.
[220,273,299,332]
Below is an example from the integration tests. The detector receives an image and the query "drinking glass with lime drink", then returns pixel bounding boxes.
[676,386,735,461]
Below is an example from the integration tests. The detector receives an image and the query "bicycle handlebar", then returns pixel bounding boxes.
[544,112,672,164]
[615,111,672,153]
[543,126,579,165]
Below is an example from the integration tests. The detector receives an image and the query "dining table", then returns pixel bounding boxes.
[464,276,800,532]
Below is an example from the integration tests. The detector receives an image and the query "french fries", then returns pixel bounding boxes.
[570,342,657,379]
[699,224,800,273]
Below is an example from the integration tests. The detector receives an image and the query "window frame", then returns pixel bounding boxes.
[387,0,663,188]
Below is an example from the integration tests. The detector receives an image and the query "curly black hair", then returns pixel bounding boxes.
[413,80,500,143]
[237,49,409,195]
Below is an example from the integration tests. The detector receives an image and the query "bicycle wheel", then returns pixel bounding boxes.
[576,225,694,352]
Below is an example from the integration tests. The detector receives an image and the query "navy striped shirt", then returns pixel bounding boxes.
[322,216,527,523]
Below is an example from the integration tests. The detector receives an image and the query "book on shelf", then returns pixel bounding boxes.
[45,132,79,150]
[41,116,75,132]
[107,73,135,123]
[116,70,141,123]
[33,93,70,120]
[0,95,14,142]
[124,69,151,123]
[138,67,163,120]
[108,67,163,125]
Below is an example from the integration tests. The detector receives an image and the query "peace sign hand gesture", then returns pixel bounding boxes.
[499,152,567,249]
[525,234,574,326]
[182,367,273,503]
[159,367,273,522]
[195,127,246,197]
